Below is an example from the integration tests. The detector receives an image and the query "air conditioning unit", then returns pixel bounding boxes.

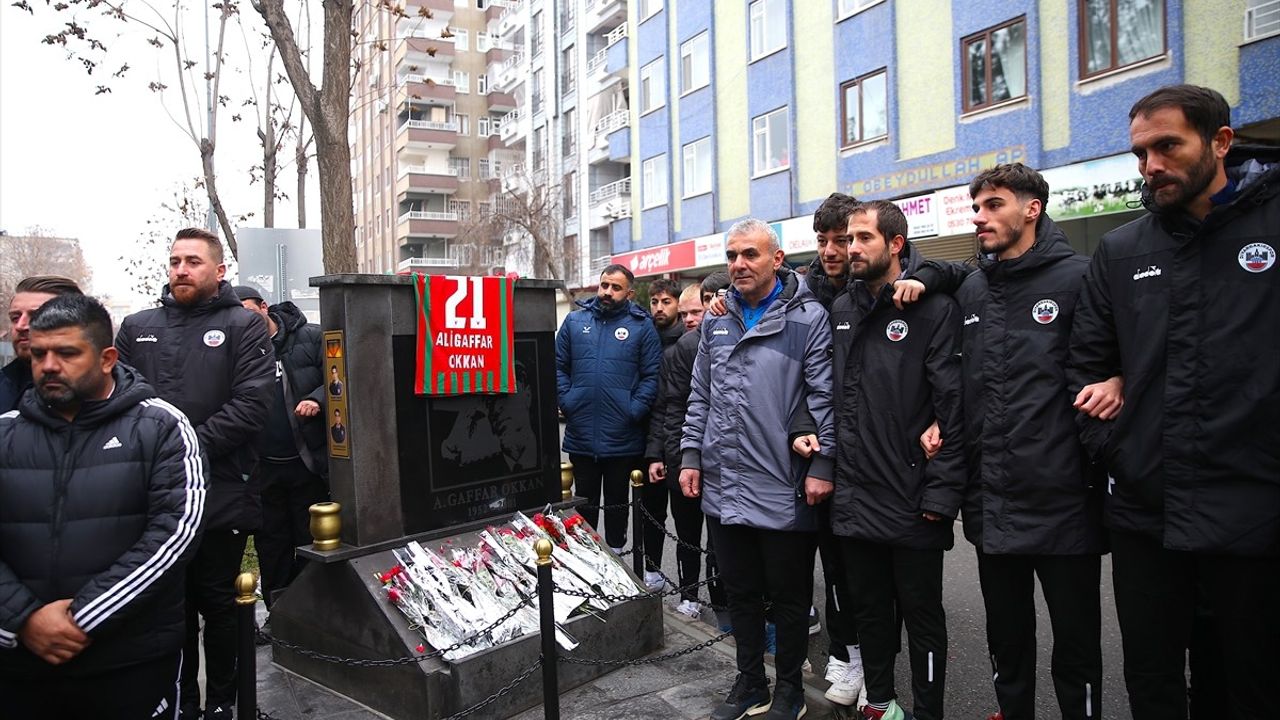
[602,200,620,217]
[375,99,388,114]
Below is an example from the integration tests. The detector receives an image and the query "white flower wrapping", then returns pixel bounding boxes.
[376,509,644,661]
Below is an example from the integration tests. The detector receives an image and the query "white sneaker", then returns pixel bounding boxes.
[824,656,849,685]
[824,656,864,707]
[643,571,667,591]
[609,546,625,556]
[674,599,702,619]
[801,657,814,674]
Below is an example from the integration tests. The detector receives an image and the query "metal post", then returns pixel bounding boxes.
[235,572,258,720]
[535,539,560,720]
[629,469,645,580]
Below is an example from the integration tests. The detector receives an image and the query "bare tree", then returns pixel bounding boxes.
[0,229,94,338]
[16,0,249,257]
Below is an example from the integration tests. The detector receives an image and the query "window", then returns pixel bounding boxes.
[838,0,883,17]
[563,172,577,218]
[563,109,577,155]
[640,58,665,113]
[455,113,470,134]
[1246,0,1280,41]
[478,74,489,94]
[752,107,789,175]
[453,28,469,51]
[477,32,491,52]
[478,116,491,135]
[531,12,544,56]
[680,32,709,94]
[841,70,888,145]
[449,198,471,220]
[638,0,663,21]
[489,113,504,135]
[1080,0,1165,78]
[962,19,1026,112]
[642,155,668,208]
[562,48,576,94]
[749,0,786,60]
[682,137,712,197]
[453,70,470,93]
[450,157,471,179]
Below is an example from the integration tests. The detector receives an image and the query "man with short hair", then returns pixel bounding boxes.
[116,227,275,720]
[829,201,965,720]
[0,293,206,718]
[556,264,662,552]
[896,164,1113,720]
[235,285,328,608]
[1069,84,1280,720]
[2,275,83,412]
[681,218,835,720]
[648,277,684,348]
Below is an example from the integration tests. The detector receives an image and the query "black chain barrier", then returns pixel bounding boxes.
[443,657,543,720]
[559,628,733,666]
[635,500,714,555]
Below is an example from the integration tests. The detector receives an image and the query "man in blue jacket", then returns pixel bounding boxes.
[681,219,836,720]
[556,264,661,552]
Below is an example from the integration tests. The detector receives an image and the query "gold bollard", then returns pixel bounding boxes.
[560,462,574,502]
[535,538,554,567]
[630,469,644,489]
[309,502,342,551]
[235,572,258,607]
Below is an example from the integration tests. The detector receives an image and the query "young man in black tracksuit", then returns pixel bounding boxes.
[898,164,1116,720]
[117,228,276,720]
[1069,84,1280,720]
[235,287,329,609]
[828,201,965,720]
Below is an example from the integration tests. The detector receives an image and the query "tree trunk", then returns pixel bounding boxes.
[259,124,278,228]
[296,117,309,229]
[201,138,239,258]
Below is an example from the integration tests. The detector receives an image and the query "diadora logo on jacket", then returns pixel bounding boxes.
[136,334,159,343]
[885,319,908,342]
[1032,299,1059,325]
[1239,243,1275,273]
[1132,265,1162,281]
[835,321,851,331]
[963,314,980,326]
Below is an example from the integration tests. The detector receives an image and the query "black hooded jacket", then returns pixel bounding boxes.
[267,301,328,478]
[1068,144,1280,556]
[116,281,275,531]
[645,326,699,481]
[0,364,206,676]
[913,216,1106,555]
[829,243,966,549]
[804,256,848,309]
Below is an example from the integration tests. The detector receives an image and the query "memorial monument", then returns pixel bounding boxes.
[268,274,662,719]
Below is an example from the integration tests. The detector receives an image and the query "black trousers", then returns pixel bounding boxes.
[569,454,640,549]
[976,551,1102,720]
[707,516,816,690]
[818,528,859,660]
[704,522,727,612]
[1110,529,1280,720]
[669,483,706,602]
[179,529,249,712]
[640,476,668,573]
[0,651,183,719]
[255,457,329,609]
[843,539,947,720]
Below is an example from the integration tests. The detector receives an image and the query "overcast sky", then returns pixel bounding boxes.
[0,1,320,307]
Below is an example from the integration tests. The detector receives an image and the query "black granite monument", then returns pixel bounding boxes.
[268,275,662,719]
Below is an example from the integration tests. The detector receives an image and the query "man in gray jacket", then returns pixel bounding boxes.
[680,218,836,720]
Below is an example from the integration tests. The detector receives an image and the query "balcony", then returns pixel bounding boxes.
[595,108,629,136]
[583,0,625,34]
[397,210,461,239]
[586,48,608,77]
[394,34,455,67]
[404,0,453,21]
[498,108,525,144]
[495,1,525,37]
[484,0,514,23]
[487,89,517,112]
[605,21,628,47]
[397,74,457,106]
[396,165,460,198]
[395,119,459,152]
[493,52,526,93]
[589,177,630,206]
[398,255,461,273]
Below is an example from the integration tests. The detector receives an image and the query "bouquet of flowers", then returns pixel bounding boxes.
[376,508,640,661]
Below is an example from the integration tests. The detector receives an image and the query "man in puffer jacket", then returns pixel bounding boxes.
[556,263,661,551]
[1069,84,1280,720]
[0,294,206,718]
[680,219,835,720]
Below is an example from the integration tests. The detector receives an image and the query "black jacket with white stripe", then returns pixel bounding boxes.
[0,363,206,676]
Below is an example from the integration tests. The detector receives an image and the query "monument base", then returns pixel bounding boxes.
[270,532,663,719]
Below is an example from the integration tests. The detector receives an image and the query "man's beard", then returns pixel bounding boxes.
[36,374,95,410]
[851,249,893,283]
[979,224,1020,256]
[171,280,214,306]
[1149,146,1218,211]
[597,295,622,312]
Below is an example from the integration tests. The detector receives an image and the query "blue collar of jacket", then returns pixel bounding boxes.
[733,277,784,330]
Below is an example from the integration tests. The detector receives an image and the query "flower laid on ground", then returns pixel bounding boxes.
[376,508,643,661]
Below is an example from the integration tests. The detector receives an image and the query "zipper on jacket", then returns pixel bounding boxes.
[50,427,76,582]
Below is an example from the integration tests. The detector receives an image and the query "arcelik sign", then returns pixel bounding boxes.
[612,239,697,277]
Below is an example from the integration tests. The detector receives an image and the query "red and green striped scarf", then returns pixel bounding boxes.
[413,274,517,395]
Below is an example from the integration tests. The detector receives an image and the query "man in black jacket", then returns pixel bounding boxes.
[117,228,275,720]
[1069,84,1280,720]
[638,277,686,591]
[0,294,206,718]
[235,286,328,609]
[1,275,82,413]
[899,164,1119,720]
[829,201,965,720]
